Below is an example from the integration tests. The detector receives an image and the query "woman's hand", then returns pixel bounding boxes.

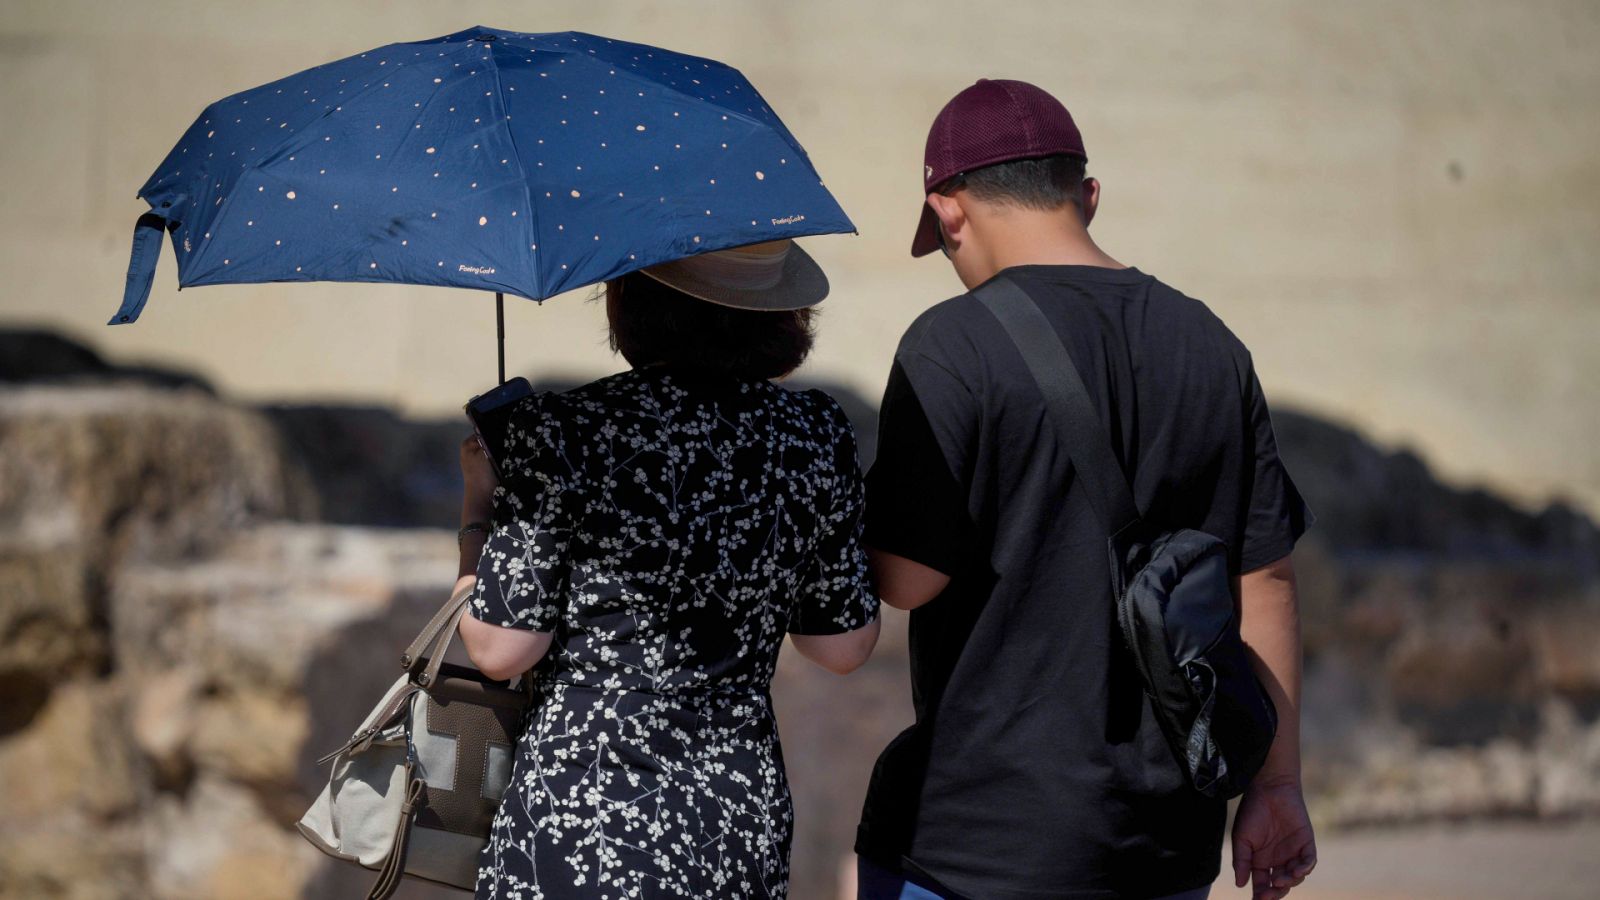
[460,434,499,525]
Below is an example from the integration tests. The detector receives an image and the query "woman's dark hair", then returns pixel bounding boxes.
[605,270,816,380]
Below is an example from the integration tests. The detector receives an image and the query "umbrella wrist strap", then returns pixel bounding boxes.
[110,212,170,325]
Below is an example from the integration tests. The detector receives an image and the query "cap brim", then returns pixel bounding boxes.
[911,202,941,258]
[638,242,829,311]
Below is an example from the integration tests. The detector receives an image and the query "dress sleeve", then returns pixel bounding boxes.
[467,394,579,632]
[787,398,879,636]
[1237,361,1315,573]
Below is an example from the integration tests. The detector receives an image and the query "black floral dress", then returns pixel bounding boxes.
[467,366,877,900]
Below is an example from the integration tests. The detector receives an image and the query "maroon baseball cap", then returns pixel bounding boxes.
[911,79,1087,257]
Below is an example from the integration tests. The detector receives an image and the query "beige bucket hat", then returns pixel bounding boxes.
[635,239,828,311]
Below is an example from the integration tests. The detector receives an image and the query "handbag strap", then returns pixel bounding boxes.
[973,274,1142,536]
[401,581,476,680]
[365,762,427,900]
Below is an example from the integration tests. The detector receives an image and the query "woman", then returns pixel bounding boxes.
[452,238,881,899]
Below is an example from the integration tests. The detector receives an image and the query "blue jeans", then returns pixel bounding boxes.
[855,856,1212,900]
[857,856,956,900]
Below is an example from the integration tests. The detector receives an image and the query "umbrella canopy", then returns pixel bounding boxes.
[111,26,855,325]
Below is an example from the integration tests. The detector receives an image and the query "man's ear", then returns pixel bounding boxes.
[926,192,966,245]
[1080,177,1101,227]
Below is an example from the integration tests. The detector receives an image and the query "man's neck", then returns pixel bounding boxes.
[976,210,1126,275]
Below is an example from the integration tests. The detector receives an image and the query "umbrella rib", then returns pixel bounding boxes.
[484,40,544,301]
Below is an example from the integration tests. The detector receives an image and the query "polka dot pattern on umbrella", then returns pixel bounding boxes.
[111,26,854,325]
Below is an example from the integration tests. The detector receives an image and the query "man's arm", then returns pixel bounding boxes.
[1231,553,1316,900]
[867,548,950,611]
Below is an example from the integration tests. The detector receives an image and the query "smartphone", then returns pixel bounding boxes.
[463,377,534,480]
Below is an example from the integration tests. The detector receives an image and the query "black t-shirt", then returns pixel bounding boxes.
[856,265,1312,900]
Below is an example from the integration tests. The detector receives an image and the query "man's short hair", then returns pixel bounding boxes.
[959,154,1086,210]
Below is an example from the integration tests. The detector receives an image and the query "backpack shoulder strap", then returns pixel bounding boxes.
[973,274,1141,536]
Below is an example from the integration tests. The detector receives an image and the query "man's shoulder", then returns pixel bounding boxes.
[895,291,992,372]
[1122,272,1254,372]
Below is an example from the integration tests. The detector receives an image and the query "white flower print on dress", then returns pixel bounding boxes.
[468,366,875,900]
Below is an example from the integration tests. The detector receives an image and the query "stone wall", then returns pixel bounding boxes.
[2,333,1598,898]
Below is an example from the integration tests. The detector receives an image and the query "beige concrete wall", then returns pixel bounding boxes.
[2,0,1597,514]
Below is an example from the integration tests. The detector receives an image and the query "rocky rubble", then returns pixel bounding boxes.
[2,330,1598,898]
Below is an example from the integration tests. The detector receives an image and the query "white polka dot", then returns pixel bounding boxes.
[425,147,436,154]
[369,262,377,269]
[755,171,764,180]
[275,239,281,246]
[286,190,297,199]
[478,216,488,226]
[692,236,700,243]
[571,190,581,198]
[635,125,646,131]
[257,186,264,192]
[433,77,442,83]
[296,266,302,272]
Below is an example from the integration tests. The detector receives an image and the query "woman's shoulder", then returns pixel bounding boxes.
[784,385,859,445]
[508,372,636,421]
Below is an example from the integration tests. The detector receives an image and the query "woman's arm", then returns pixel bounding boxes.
[454,436,555,682]
[789,617,881,675]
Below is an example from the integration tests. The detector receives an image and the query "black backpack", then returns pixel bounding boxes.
[976,274,1277,799]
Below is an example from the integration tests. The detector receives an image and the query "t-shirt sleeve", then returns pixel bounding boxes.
[862,353,975,577]
[1237,363,1314,573]
[787,398,879,636]
[467,394,579,632]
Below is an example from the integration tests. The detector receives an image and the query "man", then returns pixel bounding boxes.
[856,79,1317,900]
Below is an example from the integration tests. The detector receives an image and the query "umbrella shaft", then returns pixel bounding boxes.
[496,292,505,385]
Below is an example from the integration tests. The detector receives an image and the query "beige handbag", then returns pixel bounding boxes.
[297,584,534,899]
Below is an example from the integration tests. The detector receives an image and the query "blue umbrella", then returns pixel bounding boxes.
[110,26,855,377]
